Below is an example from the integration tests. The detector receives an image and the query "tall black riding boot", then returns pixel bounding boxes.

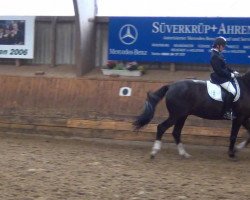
[223,93,235,120]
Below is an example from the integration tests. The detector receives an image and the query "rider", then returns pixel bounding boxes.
[210,36,239,120]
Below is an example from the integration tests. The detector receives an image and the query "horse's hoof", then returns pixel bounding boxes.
[228,155,238,162]
[236,141,247,150]
[179,152,191,159]
[150,154,155,159]
[183,153,191,159]
[180,154,191,159]
[228,151,236,158]
[229,154,235,158]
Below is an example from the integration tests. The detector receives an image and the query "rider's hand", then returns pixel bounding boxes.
[231,73,235,78]
[233,71,240,77]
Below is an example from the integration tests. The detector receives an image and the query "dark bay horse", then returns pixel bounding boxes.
[133,71,250,159]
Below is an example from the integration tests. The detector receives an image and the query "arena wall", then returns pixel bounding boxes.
[0,75,246,145]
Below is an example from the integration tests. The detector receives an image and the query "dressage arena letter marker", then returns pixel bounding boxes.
[119,87,132,96]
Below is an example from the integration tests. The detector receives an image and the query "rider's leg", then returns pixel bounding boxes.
[220,81,236,120]
[223,93,235,119]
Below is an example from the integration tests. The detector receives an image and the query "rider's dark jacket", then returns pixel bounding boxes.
[210,48,233,84]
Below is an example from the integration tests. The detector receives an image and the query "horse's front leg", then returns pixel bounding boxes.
[236,118,250,150]
[236,136,250,150]
[228,119,242,158]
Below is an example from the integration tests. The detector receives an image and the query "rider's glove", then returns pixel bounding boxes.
[233,71,240,77]
[231,73,235,78]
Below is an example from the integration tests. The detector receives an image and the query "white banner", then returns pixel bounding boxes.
[0,16,35,59]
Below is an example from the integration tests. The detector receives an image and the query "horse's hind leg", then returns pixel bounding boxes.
[151,117,175,159]
[172,116,191,158]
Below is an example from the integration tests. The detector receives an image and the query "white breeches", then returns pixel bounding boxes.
[220,81,236,96]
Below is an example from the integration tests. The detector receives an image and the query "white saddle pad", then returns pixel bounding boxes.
[207,78,240,102]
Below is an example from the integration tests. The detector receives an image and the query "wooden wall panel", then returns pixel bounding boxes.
[0,75,238,143]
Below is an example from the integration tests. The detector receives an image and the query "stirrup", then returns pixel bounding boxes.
[223,112,236,120]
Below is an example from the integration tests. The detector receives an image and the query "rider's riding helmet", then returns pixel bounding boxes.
[213,36,227,48]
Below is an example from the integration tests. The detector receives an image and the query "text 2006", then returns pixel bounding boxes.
[10,49,28,55]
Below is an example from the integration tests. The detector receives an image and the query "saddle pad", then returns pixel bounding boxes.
[207,81,223,101]
[207,78,240,102]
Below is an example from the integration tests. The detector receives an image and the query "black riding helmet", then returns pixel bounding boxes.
[213,36,227,48]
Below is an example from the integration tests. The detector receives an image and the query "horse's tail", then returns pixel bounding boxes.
[133,85,169,130]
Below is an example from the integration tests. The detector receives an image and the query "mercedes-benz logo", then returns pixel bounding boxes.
[119,24,138,45]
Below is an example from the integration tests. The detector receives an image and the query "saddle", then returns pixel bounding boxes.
[207,78,240,102]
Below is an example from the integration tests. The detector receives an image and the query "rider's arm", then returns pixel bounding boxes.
[210,55,233,79]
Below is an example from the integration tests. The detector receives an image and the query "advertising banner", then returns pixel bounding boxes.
[108,17,250,64]
[0,16,35,59]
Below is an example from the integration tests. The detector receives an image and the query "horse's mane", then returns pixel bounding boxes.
[241,71,250,88]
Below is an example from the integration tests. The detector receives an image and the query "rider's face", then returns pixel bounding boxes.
[218,45,225,52]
